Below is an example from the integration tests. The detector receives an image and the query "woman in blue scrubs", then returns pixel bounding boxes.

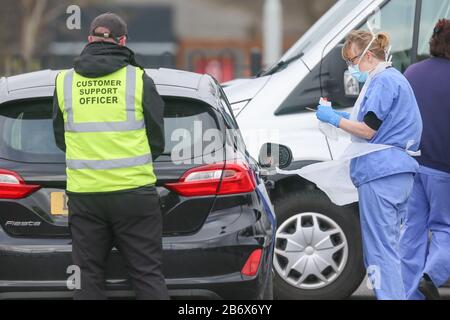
[400,19,450,300]
[316,30,422,299]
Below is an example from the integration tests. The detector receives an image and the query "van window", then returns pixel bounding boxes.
[275,0,419,115]
[359,0,416,72]
[417,0,450,59]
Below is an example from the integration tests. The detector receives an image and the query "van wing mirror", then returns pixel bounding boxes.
[321,45,359,106]
[258,143,293,169]
[344,70,360,96]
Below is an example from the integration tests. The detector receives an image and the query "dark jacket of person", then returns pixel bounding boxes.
[53,41,165,161]
[404,57,450,174]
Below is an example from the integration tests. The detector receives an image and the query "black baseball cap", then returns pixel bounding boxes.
[90,12,128,41]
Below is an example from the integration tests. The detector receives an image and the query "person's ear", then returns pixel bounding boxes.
[118,36,127,46]
[88,35,94,43]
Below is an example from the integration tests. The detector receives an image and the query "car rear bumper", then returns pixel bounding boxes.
[0,247,272,300]
[0,271,270,300]
[0,198,275,300]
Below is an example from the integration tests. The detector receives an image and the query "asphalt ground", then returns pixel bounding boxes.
[350,278,450,300]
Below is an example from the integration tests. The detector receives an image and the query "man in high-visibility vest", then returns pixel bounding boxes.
[53,13,168,300]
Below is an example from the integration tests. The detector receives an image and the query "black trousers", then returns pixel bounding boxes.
[67,186,169,300]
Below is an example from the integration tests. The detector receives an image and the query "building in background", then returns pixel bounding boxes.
[127,0,334,81]
[47,4,177,70]
[0,0,334,81]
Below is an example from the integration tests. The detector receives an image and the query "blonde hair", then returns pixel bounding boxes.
[342,30,390,61]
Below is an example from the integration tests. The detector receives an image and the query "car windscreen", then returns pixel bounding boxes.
[0,97,222,164]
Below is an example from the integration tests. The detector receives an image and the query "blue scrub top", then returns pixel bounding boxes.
[350,67,423,187]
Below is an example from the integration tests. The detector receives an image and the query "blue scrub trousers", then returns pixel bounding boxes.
[400,166,450,300]
[358,172,414,300]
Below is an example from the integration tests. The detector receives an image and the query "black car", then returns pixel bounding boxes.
[0,68,291,299]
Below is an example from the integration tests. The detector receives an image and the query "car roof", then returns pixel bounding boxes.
[0,68,221,107]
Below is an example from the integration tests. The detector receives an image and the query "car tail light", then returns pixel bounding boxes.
[0,169,41,199]
[241,249,263,277]
[165,162,256,197]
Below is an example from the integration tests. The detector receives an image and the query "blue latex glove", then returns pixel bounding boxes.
[334,110,350,119]
[316,105,342,127]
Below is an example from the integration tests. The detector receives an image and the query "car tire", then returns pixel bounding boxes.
[273,189,365,300]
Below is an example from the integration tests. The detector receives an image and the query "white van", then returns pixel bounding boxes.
[224,0,450,299]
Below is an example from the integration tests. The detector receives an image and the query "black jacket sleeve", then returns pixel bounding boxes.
[142,73,165,161]
[363,111,383,131]
[53,88,66,152]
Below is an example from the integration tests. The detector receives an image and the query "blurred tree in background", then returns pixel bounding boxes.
[0,0,93,75]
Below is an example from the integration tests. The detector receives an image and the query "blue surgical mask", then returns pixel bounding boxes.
[348,64,369,83]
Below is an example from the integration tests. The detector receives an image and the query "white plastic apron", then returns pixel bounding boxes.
[278,62,418,206]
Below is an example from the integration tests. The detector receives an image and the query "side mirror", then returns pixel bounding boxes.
[258,143,293,169]
[343,70,360,96]
[321,44,359,106]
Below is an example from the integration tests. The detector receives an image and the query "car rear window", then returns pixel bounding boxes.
[0,100,64,163]
[161,98,222,162]
[0,97,221,164]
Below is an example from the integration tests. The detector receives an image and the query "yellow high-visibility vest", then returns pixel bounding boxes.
[56,66,156,193]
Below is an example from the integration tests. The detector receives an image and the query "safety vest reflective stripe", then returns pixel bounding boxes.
[63,65,145,133]
[65,119,145,132]
[66,153,152,170]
